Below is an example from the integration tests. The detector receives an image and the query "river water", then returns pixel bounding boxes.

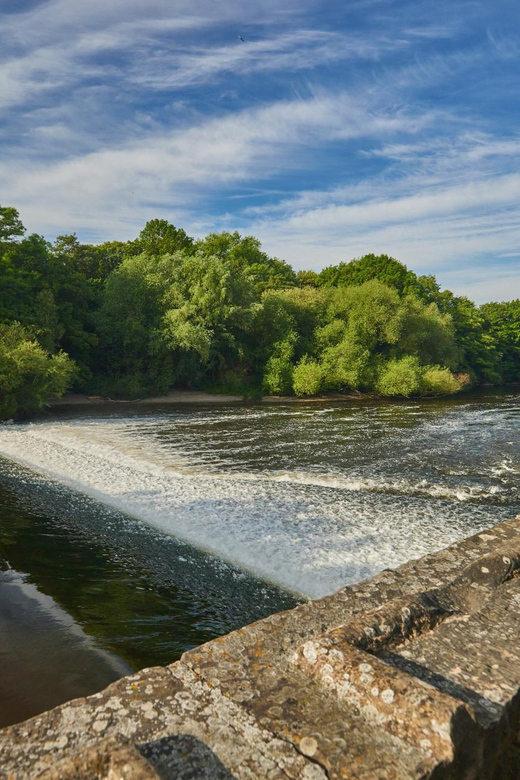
[0,390,519,725]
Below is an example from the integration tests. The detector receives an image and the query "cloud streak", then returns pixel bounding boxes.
[1,0,520,302]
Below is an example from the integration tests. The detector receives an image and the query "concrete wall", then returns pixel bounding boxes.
[3,515,520,779]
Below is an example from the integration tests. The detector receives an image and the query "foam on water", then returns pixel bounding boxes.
[0,401,517,598]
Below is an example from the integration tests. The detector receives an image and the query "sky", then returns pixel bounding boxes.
[1,0,520,303]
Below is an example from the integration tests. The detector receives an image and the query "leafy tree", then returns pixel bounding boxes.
[296,269,319,287]
[52,235,127,280]
[447,296,500,382]
[480,300,520,382]
[396,297,457,368]
[0,222,98,383]
[130,219,194,257]
[420,366,468,395]
[262,334,297,395]
[0,205,25,244]
[318,254,419,295]
[95,251,257,395]
[0,322,75,418]
[196,231,297,293]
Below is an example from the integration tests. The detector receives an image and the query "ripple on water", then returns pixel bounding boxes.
[0,393,518,598]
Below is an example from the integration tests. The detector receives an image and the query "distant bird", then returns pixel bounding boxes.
[238,35,245,42]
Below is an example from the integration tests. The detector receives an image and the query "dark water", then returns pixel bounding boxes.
[0,465,298,728]
[0,389,519,727]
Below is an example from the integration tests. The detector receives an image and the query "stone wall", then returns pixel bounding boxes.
[3,515,520,779]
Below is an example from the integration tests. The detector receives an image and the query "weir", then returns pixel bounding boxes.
[3,514,520,779]
[0,408,515,599]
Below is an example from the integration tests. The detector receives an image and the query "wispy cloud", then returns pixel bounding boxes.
[1,0,520,302]
[0,90,434,234]
[125,30,406,90]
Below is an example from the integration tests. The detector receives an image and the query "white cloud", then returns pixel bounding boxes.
[0,91,432,236]
[2,0,519,305]
[237,131,520,302]
[125,30,406,91]
[0,0,312,111]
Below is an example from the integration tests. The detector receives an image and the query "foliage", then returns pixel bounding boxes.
[480,300,520,382]
[0,205,25,243]
[0,202,517,404]
[0,322,75,418]
[262,335,296,395]
[376,356,422,397]
[94,250,257,395]
[292,357,324,397]
[420,366,468,396]
[318,254,420,297]
[195,231,298,294]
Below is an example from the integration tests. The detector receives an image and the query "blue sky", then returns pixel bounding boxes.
[1,0,520,302]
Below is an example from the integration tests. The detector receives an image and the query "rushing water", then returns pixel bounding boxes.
[0,390,519,725]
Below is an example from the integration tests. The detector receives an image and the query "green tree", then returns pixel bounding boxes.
[318,254,419,295]
[480,300,520,382]
[0,322,75,418]
[52,235,127,280]
[196,231,297,293]
[296,269,319,287]
[0,205,25,244]
[95,251,257,395]
[130,219,194,257]
[262,334,297,395]
[448,296,500,382]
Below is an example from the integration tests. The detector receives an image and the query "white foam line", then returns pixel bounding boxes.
[0,422,505,598]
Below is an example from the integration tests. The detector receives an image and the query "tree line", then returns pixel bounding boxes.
[0,204,519,417]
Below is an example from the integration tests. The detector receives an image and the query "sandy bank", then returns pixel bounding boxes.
[49,390,369,407]
[50,391,243,406]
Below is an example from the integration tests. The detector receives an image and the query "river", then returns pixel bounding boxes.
[0,390,518,726]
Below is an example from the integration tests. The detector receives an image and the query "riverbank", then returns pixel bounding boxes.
[50,390,369,406]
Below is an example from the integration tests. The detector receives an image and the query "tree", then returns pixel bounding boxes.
[52,235,127,280]
[0,322,75,418]
[131,219,194,257]
[480,300,520,382]
[95,250,257,395]
[262,334,297,395]
[318,254,419,295]
[448,296,500,382]
[296,269,319,287]
[376,356,422,397]
[292,357,324,397]
[0,205,25,244]
[196,231,298,293]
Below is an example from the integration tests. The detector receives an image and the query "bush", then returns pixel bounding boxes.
[262,335,295,395]
[376,356,421,397]
[262,355,294,394]
[420,366,468,395]
[0,322,75,418]
[292,356,324,396]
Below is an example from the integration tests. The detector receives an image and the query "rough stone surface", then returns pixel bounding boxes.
[3,515,520,778]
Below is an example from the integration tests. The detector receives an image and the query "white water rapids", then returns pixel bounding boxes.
[0,399,518,598]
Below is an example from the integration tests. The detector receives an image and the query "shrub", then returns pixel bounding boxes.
[376,356,421,397]
[0,322,75,418]
[420,366,468,395]
[262,355,293,394]
[262,335,295,395]
[292,356,324,397]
